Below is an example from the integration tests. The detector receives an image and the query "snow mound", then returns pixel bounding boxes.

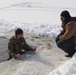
[48,53,76,75]
[0,19,61,38]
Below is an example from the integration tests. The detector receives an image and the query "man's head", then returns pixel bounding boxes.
[60,10,71,23]
[15,28,23,39]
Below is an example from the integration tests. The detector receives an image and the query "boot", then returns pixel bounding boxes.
[65,54,73,57]
[65,52,75,57]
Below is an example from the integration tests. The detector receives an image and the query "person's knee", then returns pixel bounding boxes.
[56,40,68,52]
[57,42,61,48]
[55,36,59,43]
[56,41,64,49]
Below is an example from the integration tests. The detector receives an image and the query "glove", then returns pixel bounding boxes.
[16,53,21,59]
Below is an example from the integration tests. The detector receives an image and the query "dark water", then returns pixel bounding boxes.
[0,38,9,62]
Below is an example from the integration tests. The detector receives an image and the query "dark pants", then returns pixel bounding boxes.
[55,37,76,55]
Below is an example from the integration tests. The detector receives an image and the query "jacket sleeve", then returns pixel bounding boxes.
[59,22,76,40]
[8,39,16,56]
[22,38,33,51]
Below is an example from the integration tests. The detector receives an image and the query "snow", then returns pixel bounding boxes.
[0,19,61,38]
[48,53,76,75]
[0,0,76,75]
[0,37,70,75]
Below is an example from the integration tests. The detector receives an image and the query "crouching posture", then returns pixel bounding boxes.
[56,10,76,57]
[7,28,36,60]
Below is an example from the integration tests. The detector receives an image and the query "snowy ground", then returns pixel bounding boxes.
[48,53,76,75]
[0,0,76,75]
[0,33,70,75]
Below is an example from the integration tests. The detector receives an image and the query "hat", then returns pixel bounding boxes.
[15,28,23,35]
[60,10,71,19]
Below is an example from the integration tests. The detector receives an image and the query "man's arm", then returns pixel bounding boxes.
[22,38,33,51]
[8,39,16,57]
[59,22,76,40]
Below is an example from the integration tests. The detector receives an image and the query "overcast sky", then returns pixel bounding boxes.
[0,0,76,8]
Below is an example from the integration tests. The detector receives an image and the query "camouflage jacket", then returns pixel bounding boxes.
[8,36,33,56]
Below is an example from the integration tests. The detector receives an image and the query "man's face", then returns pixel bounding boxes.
[60,16,65,23]
[16,34,23,39]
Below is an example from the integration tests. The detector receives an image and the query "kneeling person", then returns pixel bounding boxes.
[7,28,36,60]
